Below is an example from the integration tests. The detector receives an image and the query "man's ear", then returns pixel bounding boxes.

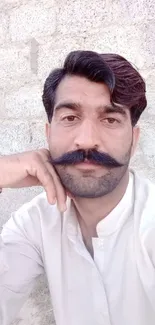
[131,125,140,157]
[45,123,50,144]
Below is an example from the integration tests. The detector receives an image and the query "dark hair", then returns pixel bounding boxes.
[42,50,147,126]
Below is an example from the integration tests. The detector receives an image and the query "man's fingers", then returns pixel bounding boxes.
[0,149,67,210]
[25,149,67,209]
[10,176,41,188]
[29,161,57,205]
[38,169,56,204]
[46,161,67,212]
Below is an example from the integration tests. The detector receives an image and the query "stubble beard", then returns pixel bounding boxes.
[54,162,129,198]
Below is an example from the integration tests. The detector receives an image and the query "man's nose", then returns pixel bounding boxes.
[74,119,100,150]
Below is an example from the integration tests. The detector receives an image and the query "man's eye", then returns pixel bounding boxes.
[105,118,119,124]
[63,115,77,122]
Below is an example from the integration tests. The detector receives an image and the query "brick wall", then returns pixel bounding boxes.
[0,0,155,324]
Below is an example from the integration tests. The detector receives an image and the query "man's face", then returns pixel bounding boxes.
[46,75,139,198]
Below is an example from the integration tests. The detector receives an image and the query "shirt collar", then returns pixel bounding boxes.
[96,172,134,237]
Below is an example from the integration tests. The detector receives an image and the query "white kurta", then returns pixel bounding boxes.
[1,170,155,325]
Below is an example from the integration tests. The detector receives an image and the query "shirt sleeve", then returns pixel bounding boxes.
[0,206,44,325]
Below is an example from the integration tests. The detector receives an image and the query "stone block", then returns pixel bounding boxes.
[131,145,146,171]
[145,71,155,90]
[28,121,48,150]
[143,23,155,56]
[105,0,155,23]
[4,85,45,118]
[140,23,155,70]
[0,0,53,10]
[0,89,5,118]
[9,2,56,42]
[139,117,155,168]
[0,13,9,45]
[0,121,31,154]
[0,0,6,10]
[38,35,85,81]
[146,92,155,115]
[146,0,155,18]
[57,0,155,36]
[82,25,143,66]
[144,71,155,115]
[130,121,155,182]
[0,45,32,90]
[0,0,25,6]
[0,187,42,227]
[38,26,143,79]
[57,0,107,35]
[108,0,146,22]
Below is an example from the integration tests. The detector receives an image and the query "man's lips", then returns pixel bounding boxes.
[74,159,101,169]
[82,159,99,164]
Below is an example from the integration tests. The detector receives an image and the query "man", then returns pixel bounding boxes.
[0,50,155,325]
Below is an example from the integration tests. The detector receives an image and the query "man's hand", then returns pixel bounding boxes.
[0,149,67,212]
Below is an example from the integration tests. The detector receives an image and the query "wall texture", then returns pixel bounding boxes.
[0,0,155,324]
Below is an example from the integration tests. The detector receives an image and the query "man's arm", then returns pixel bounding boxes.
[0,149,66,324]
[0,208,44,325]
[0,149,67,212]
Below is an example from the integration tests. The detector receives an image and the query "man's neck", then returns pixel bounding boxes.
[73,171,129,238]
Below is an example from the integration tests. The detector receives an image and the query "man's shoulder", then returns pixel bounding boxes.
[133,169,155,201]
[133,170,155,232]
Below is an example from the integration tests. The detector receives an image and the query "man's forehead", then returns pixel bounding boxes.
[55,75,111,102]
[54,75,130,117]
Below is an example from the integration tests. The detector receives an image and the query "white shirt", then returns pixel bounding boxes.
[1,170,155,325]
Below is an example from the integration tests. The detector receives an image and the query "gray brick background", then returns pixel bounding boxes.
[0,0,155,324]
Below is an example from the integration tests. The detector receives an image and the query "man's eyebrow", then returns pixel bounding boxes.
[99,104,127,116]
[54,101,81,112]
[54,102,127,117]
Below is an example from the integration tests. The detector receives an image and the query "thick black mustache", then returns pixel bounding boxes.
[51,150,124,168]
